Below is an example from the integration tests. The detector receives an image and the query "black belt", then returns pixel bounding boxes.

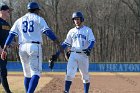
[71,51,82,53]
[31,41,40,44]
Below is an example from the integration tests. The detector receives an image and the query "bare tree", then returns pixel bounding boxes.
[5,0,140,62]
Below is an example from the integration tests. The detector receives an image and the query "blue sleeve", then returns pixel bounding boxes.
[61,43,68,49]
[5,33,16,46]
[43,29,57,41]
[88,41,95,49]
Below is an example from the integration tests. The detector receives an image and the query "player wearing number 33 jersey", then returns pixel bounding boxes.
[1,2,60,93]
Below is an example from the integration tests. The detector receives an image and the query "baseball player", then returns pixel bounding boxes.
[0,3,13,93]
[63,11,95,93]
[1,2,60,93]
[49,11,95,93]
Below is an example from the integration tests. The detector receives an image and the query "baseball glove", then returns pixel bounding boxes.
[48,54,58,69]
[65,51,71,61]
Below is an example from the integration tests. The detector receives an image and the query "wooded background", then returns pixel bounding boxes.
[1,0,140,62]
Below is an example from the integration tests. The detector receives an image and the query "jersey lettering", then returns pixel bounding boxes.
[22,21,34,33]
[73,34,86,40]
[77,34,86,40]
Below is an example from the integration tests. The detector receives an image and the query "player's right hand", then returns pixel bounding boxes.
[1,50,7,60]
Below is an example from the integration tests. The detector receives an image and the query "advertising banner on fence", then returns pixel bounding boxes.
[7,62,140,72]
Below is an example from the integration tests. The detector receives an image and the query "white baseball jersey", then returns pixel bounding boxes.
[64,25,95,51]
[9,13,51,77]
[64,25,95,83]
[9,13,50,44]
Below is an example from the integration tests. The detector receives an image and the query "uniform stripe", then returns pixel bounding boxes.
[10,31,18,36]
[42,28,51,33]
[64,42,71,47]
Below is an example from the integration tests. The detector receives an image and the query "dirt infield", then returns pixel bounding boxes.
[0,72,140,93]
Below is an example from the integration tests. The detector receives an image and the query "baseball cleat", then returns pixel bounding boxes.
[63,91,68,93]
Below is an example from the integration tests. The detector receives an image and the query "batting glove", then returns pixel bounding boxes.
[83,49,91,56]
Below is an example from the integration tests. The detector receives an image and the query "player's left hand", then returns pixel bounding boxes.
[1,50,7,60]
[83,49,91,56]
